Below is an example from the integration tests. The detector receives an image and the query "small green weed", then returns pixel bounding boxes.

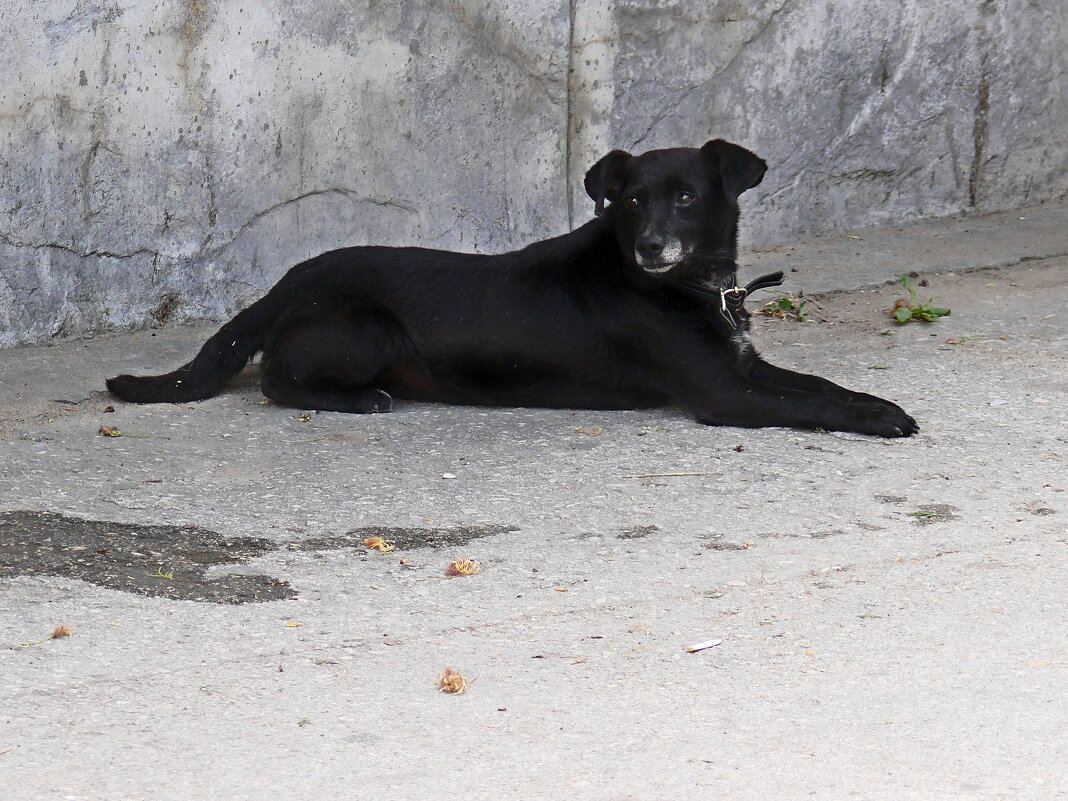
[760,290,809,321]
[892,274,951,323]
[155,566,174,580]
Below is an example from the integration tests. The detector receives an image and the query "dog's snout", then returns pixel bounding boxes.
[636,236,665,261]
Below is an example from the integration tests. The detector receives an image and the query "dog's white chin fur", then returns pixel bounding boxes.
[636,240,686,274]
[641,262,679,274]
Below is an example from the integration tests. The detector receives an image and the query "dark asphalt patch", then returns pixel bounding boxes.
[0,510,289,603]
[294,524,517,552]
[701,540,752,551]
[0,512,519,604]
[617,524,659,540]
[908,503,961,526]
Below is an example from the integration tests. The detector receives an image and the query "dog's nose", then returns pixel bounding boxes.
[636,236,665,261]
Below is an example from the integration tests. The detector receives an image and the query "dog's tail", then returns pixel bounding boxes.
[106,294,274,404]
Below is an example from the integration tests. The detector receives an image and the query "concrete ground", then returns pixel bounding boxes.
[0,204,1065,801]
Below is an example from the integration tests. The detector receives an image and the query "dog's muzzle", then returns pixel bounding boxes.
[635,239,687,273]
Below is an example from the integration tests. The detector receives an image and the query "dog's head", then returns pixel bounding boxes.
[584,139,766,282]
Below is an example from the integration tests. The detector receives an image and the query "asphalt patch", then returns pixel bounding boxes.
[617,524,659,540]
[294,524,517,551]
[908,503,961,526]
[0,510,290,604]
[0,512,519,603]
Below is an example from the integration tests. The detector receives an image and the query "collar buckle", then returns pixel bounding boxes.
[668,270,786,333]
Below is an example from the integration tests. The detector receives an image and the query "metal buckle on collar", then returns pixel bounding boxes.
[721,285,749,307]
[719,286,748,330]
[668,270,786,332]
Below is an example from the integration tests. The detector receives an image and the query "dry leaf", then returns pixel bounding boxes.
[438,666,468,695]
[51,625,74,638]
[553,587,568,592]
[98,426,121,437]
[445,558,480,576]
[362,536,395,553]
[297,413,313,422]
[284,621,303,628]
[575,425,604,436]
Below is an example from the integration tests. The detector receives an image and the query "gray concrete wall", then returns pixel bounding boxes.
[1,0,1065,348]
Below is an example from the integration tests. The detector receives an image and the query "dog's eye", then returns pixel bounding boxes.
[677,192,695,206]
[623,196,640,209]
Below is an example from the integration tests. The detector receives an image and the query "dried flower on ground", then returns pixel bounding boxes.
[438,667,468,695]
[445,558,480,576]
[362,536,395,553]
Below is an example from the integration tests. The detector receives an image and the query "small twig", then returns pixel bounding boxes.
[13,625,74,649]
[623,471,716,478]
[0,748,13,757]
[99,426,171,440]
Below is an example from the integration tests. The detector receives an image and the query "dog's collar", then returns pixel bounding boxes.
[668,270,785,331]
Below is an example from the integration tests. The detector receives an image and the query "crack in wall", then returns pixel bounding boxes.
[0,230,157,261]
[627,0,790,151]
[968,52,991,206]
[433,0,560,105]
[200,188,418,259]
[967,0,999,207]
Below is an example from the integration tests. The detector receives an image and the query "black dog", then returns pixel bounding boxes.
[107,139,918,437]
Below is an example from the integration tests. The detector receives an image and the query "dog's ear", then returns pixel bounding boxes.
[700,139,767,200]
[584,149,632,216]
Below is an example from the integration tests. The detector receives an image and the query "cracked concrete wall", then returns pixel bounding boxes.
[1,0,1065,347]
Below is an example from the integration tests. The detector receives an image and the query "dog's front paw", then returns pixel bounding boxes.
[367,389,393,413]
[845,399,919,438]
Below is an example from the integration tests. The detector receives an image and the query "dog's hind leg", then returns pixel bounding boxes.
[260,314,407,413]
